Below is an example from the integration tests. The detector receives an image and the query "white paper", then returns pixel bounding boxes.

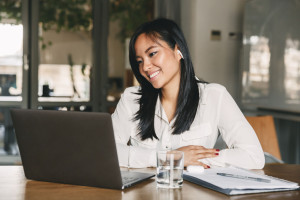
[183,166,299,190]
[186,165,204,173]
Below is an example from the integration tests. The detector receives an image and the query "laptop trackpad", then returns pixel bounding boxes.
[121,171,155,187]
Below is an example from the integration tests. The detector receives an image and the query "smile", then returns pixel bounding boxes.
[149,71,160,79]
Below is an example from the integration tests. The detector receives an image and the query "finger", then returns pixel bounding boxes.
[187,161,210,169]
[186,149,218,159]
[192,153,219,160]
[202,153,219,158]
[189,145,206,150]
[193,152,219,160]
[194,149,220,155]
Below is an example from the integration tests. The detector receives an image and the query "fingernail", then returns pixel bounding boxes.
[207,166,210,168]
[215,153,219,155]
[216,149,220,152]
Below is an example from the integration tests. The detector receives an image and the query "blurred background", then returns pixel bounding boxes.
[0,0,299,165]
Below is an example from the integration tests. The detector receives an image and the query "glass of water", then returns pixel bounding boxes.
[156,150,184,188]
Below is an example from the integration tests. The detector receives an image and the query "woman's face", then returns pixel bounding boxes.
[135,33,182,90]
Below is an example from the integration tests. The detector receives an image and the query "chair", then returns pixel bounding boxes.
[245,115,283,163]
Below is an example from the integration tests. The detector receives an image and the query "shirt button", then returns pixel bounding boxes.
[166,146,168,149]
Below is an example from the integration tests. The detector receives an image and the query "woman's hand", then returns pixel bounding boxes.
[176,145,219,168]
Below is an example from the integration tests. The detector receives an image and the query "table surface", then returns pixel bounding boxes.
[1,164,299,200]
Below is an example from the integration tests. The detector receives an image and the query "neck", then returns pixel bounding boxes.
[161,85,179,103]
[160,83,179,122]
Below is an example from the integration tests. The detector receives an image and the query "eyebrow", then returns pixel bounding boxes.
[136,45,158,59]
[145,46,157,53]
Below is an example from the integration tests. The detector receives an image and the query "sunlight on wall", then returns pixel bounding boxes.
[284,38,300,104]
[243,36,270,99]
[0,24,22,57]
[0,24,23,99]
[38,64,91,102]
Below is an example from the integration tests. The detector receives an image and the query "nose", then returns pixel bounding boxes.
[142,59,152,72]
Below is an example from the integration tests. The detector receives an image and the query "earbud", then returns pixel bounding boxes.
[177,50,184,59]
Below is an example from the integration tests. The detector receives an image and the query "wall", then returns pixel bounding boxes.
[40,20,125,78]
[241,0,300,113]
[108,20,125,78]
[160,0,300,164]
[40,30,92,66]
[181,0,247,100]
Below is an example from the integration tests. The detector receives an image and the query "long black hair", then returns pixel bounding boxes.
[129,18,205,141]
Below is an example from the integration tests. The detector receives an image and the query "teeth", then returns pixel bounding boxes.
[150,71,159,78]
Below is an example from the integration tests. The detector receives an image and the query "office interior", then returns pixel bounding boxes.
[0,0,299,165]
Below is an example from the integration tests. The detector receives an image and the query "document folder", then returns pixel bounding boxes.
[183,166,299,195]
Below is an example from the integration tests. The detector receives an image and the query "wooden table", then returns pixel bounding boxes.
[1,164,299,200]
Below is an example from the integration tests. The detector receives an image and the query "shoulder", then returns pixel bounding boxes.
[197,83,227,104]
[197,82,226,94]
[122,86,141,99]
[119,86,141,109]
[114,86,141,115]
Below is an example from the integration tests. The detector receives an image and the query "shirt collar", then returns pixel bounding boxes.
[155,96,176,125]
[155,95,163,118]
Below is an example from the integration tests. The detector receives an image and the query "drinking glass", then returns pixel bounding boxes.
[156,150,184,188]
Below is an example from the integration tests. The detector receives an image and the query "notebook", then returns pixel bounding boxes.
[183,166,299,195]
[10,109,155,190]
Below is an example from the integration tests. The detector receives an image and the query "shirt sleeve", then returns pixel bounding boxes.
[111,88,157,168]
[200,87,265,169]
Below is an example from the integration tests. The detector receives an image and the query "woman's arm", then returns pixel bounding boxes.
[111,87,157,168]
[202,87,265,169]
[176,145,219,168]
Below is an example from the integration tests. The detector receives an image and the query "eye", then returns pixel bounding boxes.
[136,60,143,65]
[149,51,157,57]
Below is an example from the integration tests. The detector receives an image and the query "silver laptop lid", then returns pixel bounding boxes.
[11,109,123,189]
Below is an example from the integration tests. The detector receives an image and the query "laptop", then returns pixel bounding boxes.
[10,109,155,189]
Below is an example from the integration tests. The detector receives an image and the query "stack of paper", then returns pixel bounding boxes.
[183,166,299,195]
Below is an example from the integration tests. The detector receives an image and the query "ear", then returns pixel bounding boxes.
[175,45,183,61]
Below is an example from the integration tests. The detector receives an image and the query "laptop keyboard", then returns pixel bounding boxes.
[122,175,140,184]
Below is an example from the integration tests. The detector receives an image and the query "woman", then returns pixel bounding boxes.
[112,18,264,169]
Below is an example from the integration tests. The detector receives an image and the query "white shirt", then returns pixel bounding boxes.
[111,83,265,169]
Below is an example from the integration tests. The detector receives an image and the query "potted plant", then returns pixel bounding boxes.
[109,0,154,43]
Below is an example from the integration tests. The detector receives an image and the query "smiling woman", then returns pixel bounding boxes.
[111,18,265,170]
[134,33,181,91]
